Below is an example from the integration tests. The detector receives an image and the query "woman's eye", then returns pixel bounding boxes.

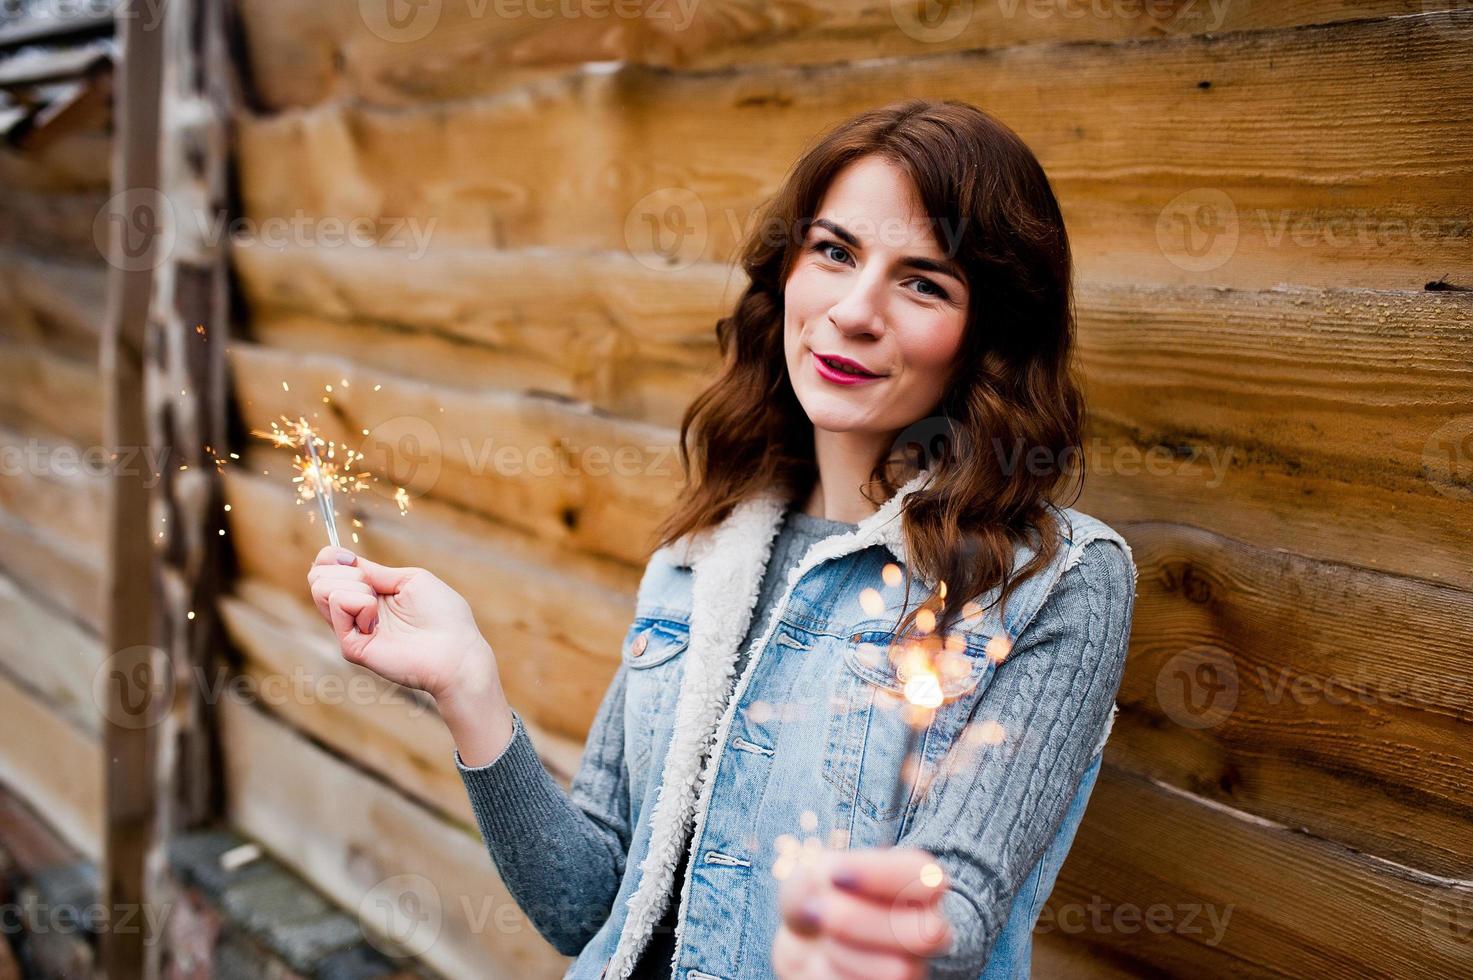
[814,241,851,265]
[908,278,949,301]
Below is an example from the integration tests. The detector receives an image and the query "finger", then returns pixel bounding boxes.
[310,574,371,620]
[828,848,949,905]
[815,884,953,959]
[820,932,924,980]
[313,545,359,567]
[353,556,418,595]
[777,851,833,934]
[329,589,378,644]
[771,924,815,980]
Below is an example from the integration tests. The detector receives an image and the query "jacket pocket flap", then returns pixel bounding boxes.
[842,626,996,700]
[622,619,690,669]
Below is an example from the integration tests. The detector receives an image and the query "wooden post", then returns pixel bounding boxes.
[98,2,165,978]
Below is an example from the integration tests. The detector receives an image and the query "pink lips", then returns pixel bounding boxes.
[812,351,885,386]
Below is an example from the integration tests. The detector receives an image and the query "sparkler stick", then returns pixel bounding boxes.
[250,413,410,548]
[891,643,944,820]
[301,428,341,549]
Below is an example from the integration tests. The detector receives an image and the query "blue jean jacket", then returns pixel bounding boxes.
[454,470,1136,980]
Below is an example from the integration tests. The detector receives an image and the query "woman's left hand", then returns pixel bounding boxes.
[772,846,954,980]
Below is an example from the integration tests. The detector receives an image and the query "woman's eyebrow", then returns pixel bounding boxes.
[811,218,965,283]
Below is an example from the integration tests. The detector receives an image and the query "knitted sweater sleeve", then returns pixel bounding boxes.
[453,662,634,956]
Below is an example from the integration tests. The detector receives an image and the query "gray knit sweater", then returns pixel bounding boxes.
[454,504,856,976]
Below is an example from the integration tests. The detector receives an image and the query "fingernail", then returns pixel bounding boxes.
[831,868,862,892]
[797,896,824,931]
[335,549,357,565]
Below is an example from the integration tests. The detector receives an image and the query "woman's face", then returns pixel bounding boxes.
[783,155,970,453]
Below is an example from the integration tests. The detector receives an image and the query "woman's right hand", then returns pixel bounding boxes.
[306,546,500,709]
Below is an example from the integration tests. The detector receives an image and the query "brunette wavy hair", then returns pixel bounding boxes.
[651,99,1086,641]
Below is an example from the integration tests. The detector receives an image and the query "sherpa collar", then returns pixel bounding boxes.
[603,468,934,979]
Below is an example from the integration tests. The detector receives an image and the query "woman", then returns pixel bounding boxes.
[307,99,1136,980]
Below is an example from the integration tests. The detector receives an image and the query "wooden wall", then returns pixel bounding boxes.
[0,38,113,864]
[2,1,1464,977]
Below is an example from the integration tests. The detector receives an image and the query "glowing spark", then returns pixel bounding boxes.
[250,414,412,547]
[859,587,885,617]
[882,563,903,587]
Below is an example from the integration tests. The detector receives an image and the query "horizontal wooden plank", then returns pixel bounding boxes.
[1047,764,1473,978]
[236,12,1473,290]
[0,664,102,862]
[0,509,102,634]
[0,573,101,736]
[219,695,570,980]
[0,248,106,361]
[1076,284,1473,589]
[229,340,681,568]
[0,123,110,192]
[0,340,101,446]
[232,237,724,430]
[229,257,1473,585]
[0,425,109,556]
[0,187,107,262]
[220,580,586,826]
[221,465,636,743]
[234,0,1470,110]
[1109,521,1473,879]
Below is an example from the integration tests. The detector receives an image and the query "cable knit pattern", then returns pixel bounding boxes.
[905,536,1136,978]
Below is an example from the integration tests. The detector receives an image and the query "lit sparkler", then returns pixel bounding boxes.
[250,414,410,548]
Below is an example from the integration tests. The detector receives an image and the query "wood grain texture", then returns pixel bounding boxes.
[218,695,572,980]
[220,580,585,821]
[230,340,683,567]
[236,12,1473,290]
[0,572,101,736]
[234,0,1473,110]
[1110,520,1473,879]
[1047,763,1473,978]
[222,464,637,742]
[0,665,103,862]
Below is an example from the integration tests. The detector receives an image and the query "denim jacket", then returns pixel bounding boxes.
[454,469,1137,980]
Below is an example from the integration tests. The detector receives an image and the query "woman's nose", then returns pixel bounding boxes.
[827,271,887,336]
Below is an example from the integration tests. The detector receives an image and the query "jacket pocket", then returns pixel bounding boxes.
[621,617,691,778]
[822,626,997,825]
